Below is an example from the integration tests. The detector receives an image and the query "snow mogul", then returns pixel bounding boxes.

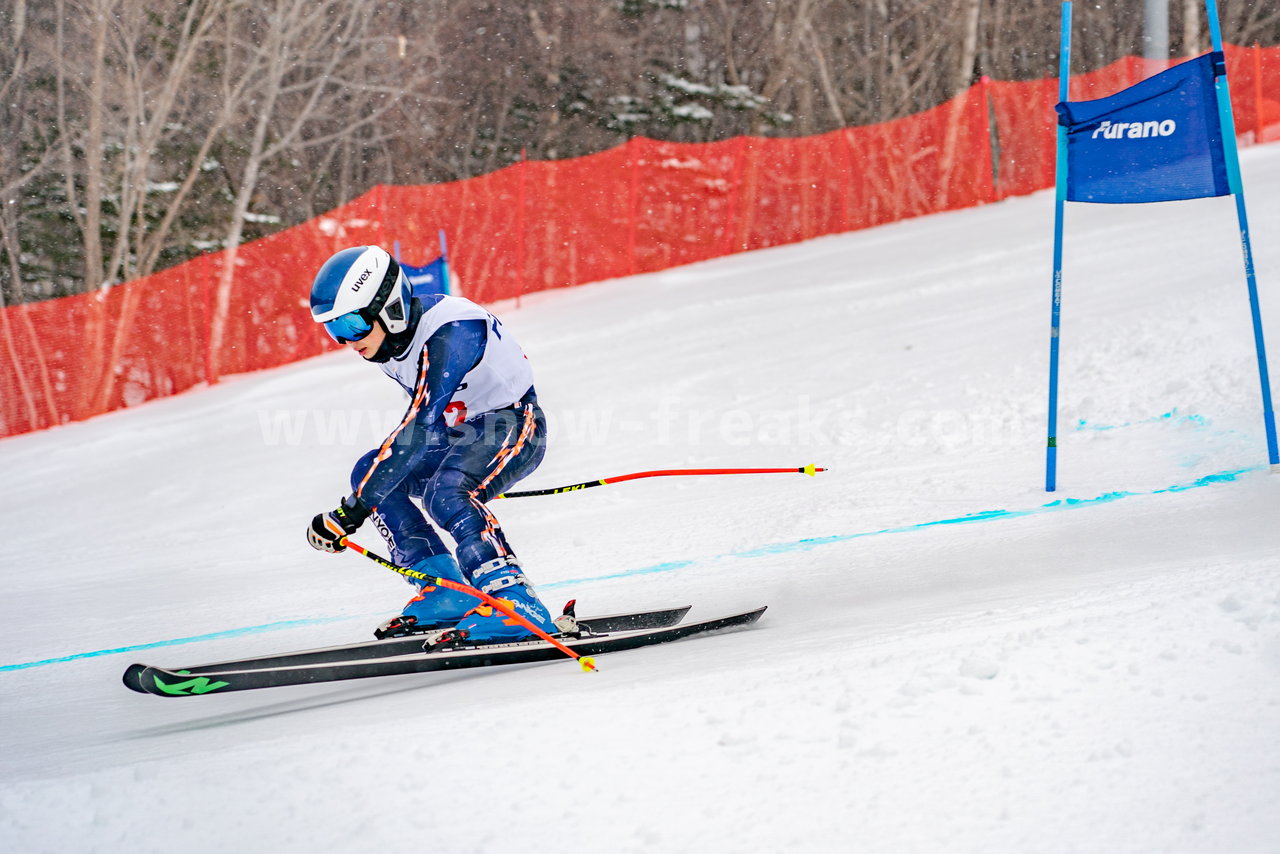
[305,245,556,644]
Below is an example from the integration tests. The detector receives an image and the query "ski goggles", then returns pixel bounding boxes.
[322,310,374,344]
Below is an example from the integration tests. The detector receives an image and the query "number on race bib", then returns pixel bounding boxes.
[443,401,468,426]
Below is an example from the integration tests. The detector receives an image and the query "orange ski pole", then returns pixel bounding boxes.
[341,538,596,672]
[495,463,826,499]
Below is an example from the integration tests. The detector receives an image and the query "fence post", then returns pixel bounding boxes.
[721,136,746,256]
[1255,43,1264,144]
[980,76,998,202]
[0,304,38,433]
[628,138,639,277]
[517,148,527,308]
[203,251,217,386]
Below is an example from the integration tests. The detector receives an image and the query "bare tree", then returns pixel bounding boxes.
[0,0,60,306]
[1224,1,1280,48]
[1183,0,1202,55]
[59,0,110,294]
[104,1,224,281]
[205,0,428,381]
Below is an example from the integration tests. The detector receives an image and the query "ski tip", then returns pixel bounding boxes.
[122,663,148,693]
[579,656,598,673]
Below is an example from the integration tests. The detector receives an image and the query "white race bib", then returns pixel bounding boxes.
[382,295,533,425]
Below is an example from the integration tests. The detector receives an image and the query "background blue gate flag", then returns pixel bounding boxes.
[401,255,449,297]
[1055,52,1230,204]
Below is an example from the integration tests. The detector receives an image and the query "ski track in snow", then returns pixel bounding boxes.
[3,145,1280,853]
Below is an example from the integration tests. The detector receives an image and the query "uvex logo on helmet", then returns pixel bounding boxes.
[350,268,374,293]
[1091,119,1177,140]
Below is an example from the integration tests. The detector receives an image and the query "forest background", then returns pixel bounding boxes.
[3,0,1278,307]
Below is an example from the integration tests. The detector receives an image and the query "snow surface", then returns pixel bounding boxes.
[4,144,1280,854]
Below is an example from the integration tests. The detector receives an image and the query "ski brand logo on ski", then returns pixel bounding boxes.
[1090,119,1177,140]
[152,671,231,696]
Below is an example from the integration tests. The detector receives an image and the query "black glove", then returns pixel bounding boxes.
[307,495,371,553]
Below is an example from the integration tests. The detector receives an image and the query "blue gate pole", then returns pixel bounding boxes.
[1046,0,1073,492]
[438,229,452,295]
[1205,1,1280,469]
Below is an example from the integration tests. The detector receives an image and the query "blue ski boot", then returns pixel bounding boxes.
[374,554,476,639]
[452,558,557,644]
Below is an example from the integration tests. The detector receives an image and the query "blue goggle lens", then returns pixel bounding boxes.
[323,311,374,344]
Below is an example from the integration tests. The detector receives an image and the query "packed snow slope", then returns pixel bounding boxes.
[4,145,1280,854]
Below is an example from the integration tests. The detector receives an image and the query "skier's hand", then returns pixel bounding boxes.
[307,495,370,553]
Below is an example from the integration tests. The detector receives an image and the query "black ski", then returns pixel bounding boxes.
[124,607,765,696]
[122,605,691,692]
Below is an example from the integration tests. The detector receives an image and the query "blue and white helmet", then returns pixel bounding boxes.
[309,246,411,343]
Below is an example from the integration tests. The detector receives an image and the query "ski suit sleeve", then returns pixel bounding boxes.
[350,319,488,510]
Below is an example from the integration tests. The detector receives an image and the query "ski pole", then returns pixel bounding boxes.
[495,463,826,499]
[341,538,597,672]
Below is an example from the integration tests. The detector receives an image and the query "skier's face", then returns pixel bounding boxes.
[350,322,386,360]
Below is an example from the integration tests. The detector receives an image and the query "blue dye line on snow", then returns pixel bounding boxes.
[542,465,1262,588]
[1075,409,1211,433]
[0,465,1261,674]
[0,616,347,673]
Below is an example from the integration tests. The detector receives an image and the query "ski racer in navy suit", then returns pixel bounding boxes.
[305,245,556,643]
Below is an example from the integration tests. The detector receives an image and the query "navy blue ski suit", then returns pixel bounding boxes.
[349,306,546,580]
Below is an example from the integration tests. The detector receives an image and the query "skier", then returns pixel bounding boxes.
[304,245,557,643]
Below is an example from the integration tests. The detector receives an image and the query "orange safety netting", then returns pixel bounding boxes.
[3,44,1279,438]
